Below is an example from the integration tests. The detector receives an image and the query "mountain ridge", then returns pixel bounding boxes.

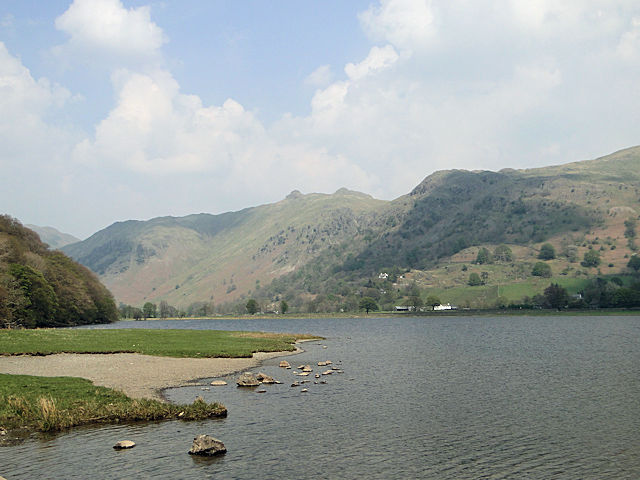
[60,146,640,309]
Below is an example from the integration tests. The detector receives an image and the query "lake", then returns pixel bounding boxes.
[1,315,639,479]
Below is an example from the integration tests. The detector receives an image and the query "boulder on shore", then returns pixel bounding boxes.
[236,372,260,387]
[188,435,227,456]
[113,440,136,449]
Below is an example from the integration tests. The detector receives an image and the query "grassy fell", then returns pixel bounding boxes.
[0,374,226,433]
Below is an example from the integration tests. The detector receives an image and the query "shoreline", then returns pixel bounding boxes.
[0,347,305,402]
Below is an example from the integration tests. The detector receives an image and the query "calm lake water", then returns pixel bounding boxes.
[1,315,640,479]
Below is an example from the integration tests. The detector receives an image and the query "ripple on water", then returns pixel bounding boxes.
[1,315,640,479]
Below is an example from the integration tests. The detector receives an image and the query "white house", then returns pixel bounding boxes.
[433,303,457,311]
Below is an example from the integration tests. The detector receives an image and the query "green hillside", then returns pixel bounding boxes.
[62,189,385,308]
[61,146,640,313]
[0,216,118,328]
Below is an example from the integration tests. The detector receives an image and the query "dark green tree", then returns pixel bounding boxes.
[493,245,513,262]
[538,243,556,260]
[581,249,601,268]
[280,300,289,314]
[425,294,441,310]
[246,299,259,314]
[409,295,424,311]
[531,262,552,278]
[468,272,482,286]
[8,264,58,328]
[475,247,492,265]
[359,297,378,314]
[543,283,569,309]
[627,255,640,272]
[142,302,156,319]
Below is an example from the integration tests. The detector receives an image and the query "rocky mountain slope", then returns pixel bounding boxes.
[62,146,640,309]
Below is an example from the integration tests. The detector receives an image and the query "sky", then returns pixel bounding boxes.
[1,0,639,239]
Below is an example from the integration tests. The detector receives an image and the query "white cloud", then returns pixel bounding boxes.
[72,68,377,201]
[305,64,334,88]
[53,0,166,67]
[359,0,436,53]
[345,45,399,81]
[0,42,74,164]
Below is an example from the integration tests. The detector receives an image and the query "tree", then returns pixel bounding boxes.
[493,245,513,262]
[475,247,492,265]
[425,295,441,310]
[359,297,378,314]
[543,283,569,309]
[280,300,289,314]
[538,243,556,260]
[628,255,640,273]
[246,299,259,314]
[468,272,482,286]
[581,249,601,268]
[159,300,170,319]
[142,302,156,319]
[408,295,423,311]
[531,262,552,278]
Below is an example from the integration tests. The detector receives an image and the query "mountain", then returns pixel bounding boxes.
[62,189,385,307]
[62,146,640,310]
[0,216,118,328]
[26,225,81,249]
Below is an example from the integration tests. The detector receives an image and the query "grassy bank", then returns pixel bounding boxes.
[0,329,319,357]
[0,374,226,432]
[0,328,320,433]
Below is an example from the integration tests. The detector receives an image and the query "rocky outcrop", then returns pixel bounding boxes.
[237,372,260,387]
[188,435,227,456]
[113,440,136,449]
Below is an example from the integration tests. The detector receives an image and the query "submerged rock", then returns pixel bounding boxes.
[113,440,136,450]
[236,372,260,387]
[188,435,227,456]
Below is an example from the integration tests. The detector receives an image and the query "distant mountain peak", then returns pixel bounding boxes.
[286,190,304,200]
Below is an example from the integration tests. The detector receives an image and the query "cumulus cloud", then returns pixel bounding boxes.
[305,64,334,88]
[72,68,377,201]
[53,0,166,67]
[359,0,436,53]
[0,42,75,164]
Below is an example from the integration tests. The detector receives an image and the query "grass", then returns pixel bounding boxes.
[0,328,320,433]
[0,329,319,358]
[0,374,227,432]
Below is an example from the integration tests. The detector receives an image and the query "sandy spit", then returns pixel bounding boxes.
[0,348,302,402]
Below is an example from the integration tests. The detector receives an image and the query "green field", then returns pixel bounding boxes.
[0,328,318,358]
[423,276,593,308]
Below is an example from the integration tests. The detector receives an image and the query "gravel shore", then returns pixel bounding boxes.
[0,349,301,401]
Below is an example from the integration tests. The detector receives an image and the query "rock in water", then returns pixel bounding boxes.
[236,372,260,387]
[210,380,227,386]
[113,440,136,449]
[189,435,227,456]
[279,360,291,368]
[256,372,278,384]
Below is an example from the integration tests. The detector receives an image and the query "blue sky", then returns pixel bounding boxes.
[1,0,639,238]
